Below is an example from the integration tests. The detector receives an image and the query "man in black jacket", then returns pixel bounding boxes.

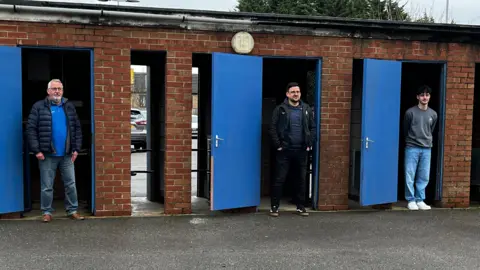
[26,79,85,222]
[269,82,316,217]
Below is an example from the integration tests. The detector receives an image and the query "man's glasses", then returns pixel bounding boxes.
[49,87,63,91]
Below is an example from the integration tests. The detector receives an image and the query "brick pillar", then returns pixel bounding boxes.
[94,47,132,216]
[442,45,475,208]
[164,51,193,214]
[317,56,352,211]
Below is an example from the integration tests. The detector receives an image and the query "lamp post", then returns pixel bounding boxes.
[445,0,449,23]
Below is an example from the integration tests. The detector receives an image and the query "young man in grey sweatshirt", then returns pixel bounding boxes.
[403,85,437,210]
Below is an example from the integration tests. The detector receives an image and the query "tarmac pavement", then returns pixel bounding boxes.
[2,209,480,269]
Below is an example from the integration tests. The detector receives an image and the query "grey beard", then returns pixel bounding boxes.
[50,96,61,103]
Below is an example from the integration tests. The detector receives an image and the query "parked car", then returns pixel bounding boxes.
[131,108,147,149]
[131,109,196,148]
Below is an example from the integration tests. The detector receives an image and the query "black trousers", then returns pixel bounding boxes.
[271,148,308,208]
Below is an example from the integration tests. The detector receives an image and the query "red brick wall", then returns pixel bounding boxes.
[443,46,475,208]
[164,51,193,214]
[93,46,132,216]
[0,21,476,217]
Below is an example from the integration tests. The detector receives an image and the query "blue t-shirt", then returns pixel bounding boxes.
[50,101,68,156]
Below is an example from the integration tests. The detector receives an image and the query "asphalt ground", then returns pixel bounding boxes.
[1,209,480,269]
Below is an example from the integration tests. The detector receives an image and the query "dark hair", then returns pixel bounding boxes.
[286,82,300,93]
[416,85,432,96]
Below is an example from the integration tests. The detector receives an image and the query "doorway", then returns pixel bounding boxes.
[192,53,213,213]
[261,57,319,211]
[130,50,166,216]
[348,59,445,208]
[470,64,480,204]
[192,53,321,213]
[21,47,94,218]
[397,62,444,206]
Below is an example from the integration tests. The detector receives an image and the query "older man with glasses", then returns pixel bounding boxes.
[26,79,85,222]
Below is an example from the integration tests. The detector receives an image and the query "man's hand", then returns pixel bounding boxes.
[71,151,78,162]
[36,152,45,160]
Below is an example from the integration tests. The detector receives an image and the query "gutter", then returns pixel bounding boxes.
[0,4,254,25]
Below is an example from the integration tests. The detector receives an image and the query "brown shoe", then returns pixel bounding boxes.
[68,213,85,220]
[42,214,52,223]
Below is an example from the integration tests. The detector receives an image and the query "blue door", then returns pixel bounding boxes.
[311,59,322,209]
[0,46,24,214]
[360,59,402,206]
[210,52,263,211]
[435,63,447,201]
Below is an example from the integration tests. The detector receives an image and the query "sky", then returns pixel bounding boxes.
[404,0,480,24]
[35,0,480,25]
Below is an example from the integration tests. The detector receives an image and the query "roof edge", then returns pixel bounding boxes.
[0,0,480,43]
[18,0,480,32]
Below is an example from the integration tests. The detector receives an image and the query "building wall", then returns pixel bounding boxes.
[0,21,475,216]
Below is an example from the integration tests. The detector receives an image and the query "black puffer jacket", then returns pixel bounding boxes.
[269,99,316,150]
[26,97,82,155]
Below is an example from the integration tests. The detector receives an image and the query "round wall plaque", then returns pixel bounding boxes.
[231,31,255,54]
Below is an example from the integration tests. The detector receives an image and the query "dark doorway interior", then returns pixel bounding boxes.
[398,62,444,206]
[261,58,318,208]
[348,59,364,201]
[130,50,166,215]
[21,48,92,216]
[470,64,480,203]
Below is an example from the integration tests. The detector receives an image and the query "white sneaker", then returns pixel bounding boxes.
[407,201,419,210]
[416,201,431,210]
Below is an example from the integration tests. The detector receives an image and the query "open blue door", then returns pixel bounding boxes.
[311,59,322,210]
[0,46,24,214]
[360,59,402,206]
[210,52,262,211]
[435,63,447,201]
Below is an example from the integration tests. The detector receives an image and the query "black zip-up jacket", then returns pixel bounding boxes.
[269,99,316,150]
[26,97,82,155]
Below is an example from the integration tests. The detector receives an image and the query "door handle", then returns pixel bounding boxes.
[215,135,224,148]
[365,137,374,149]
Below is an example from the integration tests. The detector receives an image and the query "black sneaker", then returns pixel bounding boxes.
[269,206,279,217]
[296,206,309,216]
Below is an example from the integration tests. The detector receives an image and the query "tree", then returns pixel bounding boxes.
[365,0,410,21]
[414,11,435,23]
[236,0,270,14]
[236,0,436,22]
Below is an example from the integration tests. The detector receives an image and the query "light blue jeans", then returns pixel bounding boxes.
[39,155,79,216]
[404,146,431,202]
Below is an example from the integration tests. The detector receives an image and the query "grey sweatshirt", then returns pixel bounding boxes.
[404,105,438,148]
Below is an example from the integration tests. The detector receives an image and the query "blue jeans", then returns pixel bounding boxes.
[404,146,431,202]
[39,155,79,216]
